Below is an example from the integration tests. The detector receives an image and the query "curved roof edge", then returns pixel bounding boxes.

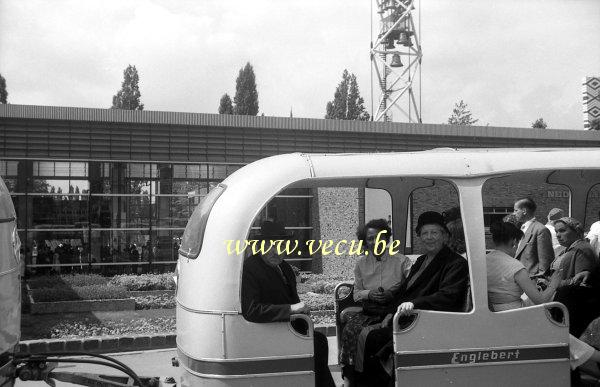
[1,103,599,141]
[304,148,600,179]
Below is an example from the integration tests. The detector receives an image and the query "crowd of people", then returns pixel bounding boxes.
[240,198,600,387]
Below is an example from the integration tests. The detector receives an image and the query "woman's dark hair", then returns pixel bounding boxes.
[446,218,466,254]
[356,218,392,243]
[490,221,523,245]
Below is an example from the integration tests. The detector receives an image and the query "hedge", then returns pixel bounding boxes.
[31,284,129,302]
[28,274,108,289]
[109,273,176,291]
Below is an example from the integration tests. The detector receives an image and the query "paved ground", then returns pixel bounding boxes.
[15,337,342,386]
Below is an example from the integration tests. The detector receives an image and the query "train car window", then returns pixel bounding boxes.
[482,171,584,313]
[178,183,226,259]
[411,180,463,254]
[586,184,600,232]
[365,188,392,226]
[482,172,569,251]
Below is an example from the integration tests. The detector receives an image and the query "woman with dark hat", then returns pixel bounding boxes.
[358,211,470,386]
[389,210,469,316]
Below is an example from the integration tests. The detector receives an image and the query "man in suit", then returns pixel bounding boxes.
[241,220,335,387]
[513,197,554,276]
[358,211,469,386]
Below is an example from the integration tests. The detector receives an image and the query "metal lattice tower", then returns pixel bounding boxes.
[371,0,422,123]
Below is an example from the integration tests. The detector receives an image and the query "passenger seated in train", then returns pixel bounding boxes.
[551,217,600,337]
[359,211,469,387]
[240,220,335,387]
[339,219,411,387]
[486,221,600,378]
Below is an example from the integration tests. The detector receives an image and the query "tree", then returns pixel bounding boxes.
[325,69,370,121]
[0,73,7,104]
[218,93,234,114]
[531,118,548,129]
[233,62,259,115]
[112,65,144,110]
[589,118,600,131]
[447,100,478,125]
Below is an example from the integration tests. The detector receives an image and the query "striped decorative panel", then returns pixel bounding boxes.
[583,76,600,130]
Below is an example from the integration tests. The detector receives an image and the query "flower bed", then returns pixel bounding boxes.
[299,292,334,311]
[27,274,108,289]
[133,293,176,310]
[27,273,178,313]
[29,298,136,314]
[109,273,175,291]
[30,285,128,302]
[48,315,176,339]
[28,284,134,314]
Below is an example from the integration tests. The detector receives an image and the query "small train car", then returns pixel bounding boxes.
[176,148,600,386]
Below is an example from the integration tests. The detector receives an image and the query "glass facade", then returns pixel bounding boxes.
[1,159,313,275]
[249,188,315,269]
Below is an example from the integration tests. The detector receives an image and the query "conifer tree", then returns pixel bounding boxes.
[0,74,7,104]
[233,63,259,115]
[531,118,548,129]
[325,70,370,121]
[112,65,144,110]
[218,93,234,114]
[447,100,478,125]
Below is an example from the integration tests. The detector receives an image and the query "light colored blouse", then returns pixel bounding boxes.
[353,251,411,301]
[486,249,595,369]
[486,249,526,309]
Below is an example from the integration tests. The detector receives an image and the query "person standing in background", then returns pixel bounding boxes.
[513,197,554,276]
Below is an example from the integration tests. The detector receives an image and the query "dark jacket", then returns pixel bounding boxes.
[391,245,469,312]
[241,254,300,323]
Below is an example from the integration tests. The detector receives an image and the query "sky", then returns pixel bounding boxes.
[0,0,599,130]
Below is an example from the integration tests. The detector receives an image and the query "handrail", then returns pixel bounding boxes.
[289,314,314,339]
[334,282,355,301]
[393,309,419,334]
